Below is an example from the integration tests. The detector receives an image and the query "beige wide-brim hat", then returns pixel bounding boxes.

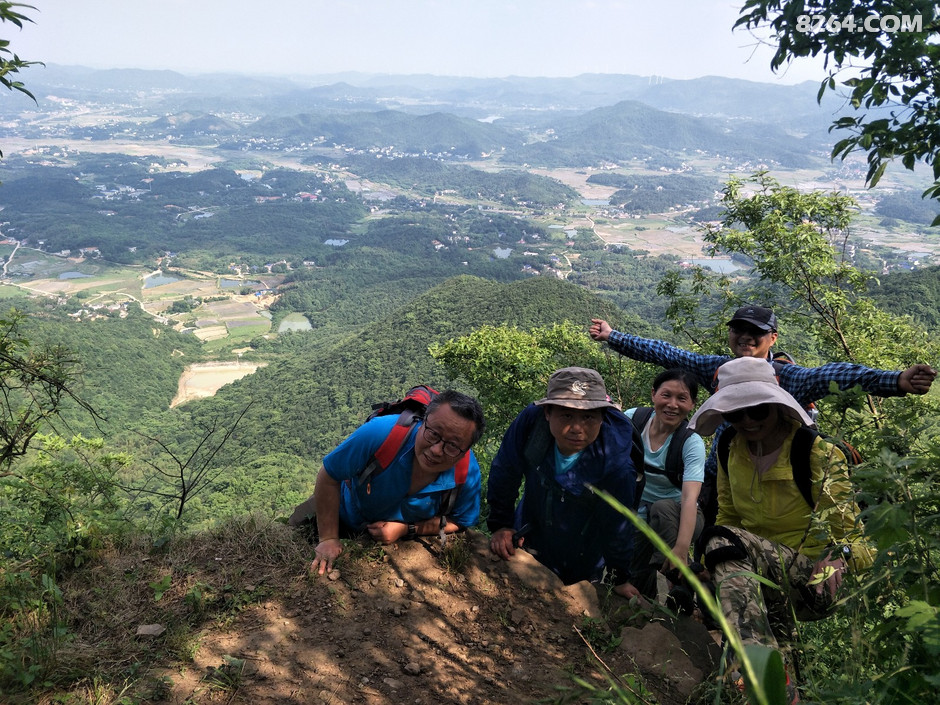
[688,356,814,436]
[534,367,621,411]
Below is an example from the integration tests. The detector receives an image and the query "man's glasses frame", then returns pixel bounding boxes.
[422,423,468,458]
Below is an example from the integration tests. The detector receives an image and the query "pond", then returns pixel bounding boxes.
[278,314,313,333]
[325,239,349,247]
[143,272,181,288]
[59,271,92,280]
[220,278,261,289]
[687,258,742,274]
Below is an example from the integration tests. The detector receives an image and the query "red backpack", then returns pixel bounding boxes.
[357,385,470,515]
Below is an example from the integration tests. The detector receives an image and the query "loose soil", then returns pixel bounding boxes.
[48,520,724,705]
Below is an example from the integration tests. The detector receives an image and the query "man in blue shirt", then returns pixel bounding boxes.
[487,367,640,598]
[309,390,485,575]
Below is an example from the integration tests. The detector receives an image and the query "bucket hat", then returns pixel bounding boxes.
[688,357,813,435]
[534,367,620,411]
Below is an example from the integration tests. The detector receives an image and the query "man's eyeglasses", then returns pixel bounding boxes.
[722,404,772,424]
[422,423,468,458]
[729,323,772,337]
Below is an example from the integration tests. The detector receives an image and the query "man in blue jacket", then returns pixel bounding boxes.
[487,367,640,598]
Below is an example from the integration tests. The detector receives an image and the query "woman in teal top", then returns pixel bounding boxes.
[626,369,705,600]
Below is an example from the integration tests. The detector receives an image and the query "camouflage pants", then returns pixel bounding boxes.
[704,526,835,650]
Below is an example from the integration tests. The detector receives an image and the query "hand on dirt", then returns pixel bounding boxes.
[613,581,644,602]
[489,528,518,560]
[366,521,408,544]
[589,318,612,342]
[310,538,343,575]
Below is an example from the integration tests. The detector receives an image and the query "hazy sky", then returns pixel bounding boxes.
[10,0,826,84]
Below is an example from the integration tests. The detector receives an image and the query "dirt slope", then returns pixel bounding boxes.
[47,518,722,705]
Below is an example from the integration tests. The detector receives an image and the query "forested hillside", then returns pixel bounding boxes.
[3,64,940,705]
[868,264,940,329]
[142,275,657,521]
[21,304,204,435]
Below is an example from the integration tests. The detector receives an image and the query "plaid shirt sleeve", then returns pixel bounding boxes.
[776,362,902,406]
[606,329,730,391]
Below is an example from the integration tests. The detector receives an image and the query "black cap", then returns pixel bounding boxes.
[727,305,778,332]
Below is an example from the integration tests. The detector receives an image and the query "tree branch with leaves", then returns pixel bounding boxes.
[735,0,940,222]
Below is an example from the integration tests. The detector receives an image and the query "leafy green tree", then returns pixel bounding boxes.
[431,321,652,445]
[0,2,39,100]
[735,0,940,221]
[660,173,939,440]
[0,310,97,467]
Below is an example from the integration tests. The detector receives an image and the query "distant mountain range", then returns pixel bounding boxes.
[4,64,856,170]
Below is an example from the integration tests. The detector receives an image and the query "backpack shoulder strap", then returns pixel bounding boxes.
[523,413,554,474]
[631,407,654,433]
[664,421,693,488]
[789,426,819,509]
[631,406,688,489]
[716,426,736,475]
[358,410,419,490]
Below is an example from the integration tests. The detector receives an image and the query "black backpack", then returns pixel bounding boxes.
[630,407,697,489]
[716,425,862,509]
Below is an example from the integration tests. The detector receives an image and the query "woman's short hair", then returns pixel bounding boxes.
[652,368,700,403]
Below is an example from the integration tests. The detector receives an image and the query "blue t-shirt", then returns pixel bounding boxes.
[554,446,582,476]
[625,408,705,514]
[323,414,481,531]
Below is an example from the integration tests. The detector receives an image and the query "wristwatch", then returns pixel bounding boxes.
[830,544,852,560]
[406,523,417,540]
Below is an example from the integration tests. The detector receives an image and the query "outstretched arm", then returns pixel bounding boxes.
[778,361,936,406]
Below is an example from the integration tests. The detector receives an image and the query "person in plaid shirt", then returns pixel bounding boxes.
[590,305,936,523]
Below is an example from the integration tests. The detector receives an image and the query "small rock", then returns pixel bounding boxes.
[383,677,404,689]
[395,578,405,588]
[393,605,403,616]
[403,662,422,675]
[136,624,166,638]
[363,627,372,636]
[328,569,341,581]
[371,578,380,586]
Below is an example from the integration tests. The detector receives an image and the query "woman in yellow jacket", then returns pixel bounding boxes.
[689,357,873,700]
